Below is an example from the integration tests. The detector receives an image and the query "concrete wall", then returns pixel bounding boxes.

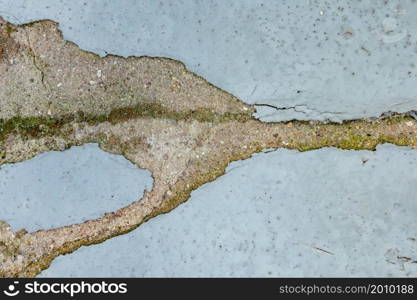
[1,0,416,277]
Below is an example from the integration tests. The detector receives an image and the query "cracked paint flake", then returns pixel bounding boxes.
[0,17,417,277]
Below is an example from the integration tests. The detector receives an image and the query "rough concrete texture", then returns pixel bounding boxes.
[0,17,252,120]
[0,3,416,278]
[0,144,153,232]
[40,145,417,277]
[1,0,417,121]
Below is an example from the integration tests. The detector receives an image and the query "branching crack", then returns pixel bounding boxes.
[254,103,344,116]
[255,103,417,122]
[21,26,49,91]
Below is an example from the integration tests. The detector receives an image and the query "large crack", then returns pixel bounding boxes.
[0,17,416,277]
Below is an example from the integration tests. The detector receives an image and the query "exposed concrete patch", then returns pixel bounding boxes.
[0,143,153,232]
[40,144,417,277]
[1,0,417,121]
[0,17,252,121]
[0,17,416,277]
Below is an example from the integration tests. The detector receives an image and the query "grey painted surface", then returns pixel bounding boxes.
[0,144,153,232]
[1,0,417,121]
[40,145,417,277]
[1,0,417,277]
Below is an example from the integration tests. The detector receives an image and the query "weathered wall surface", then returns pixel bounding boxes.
[41,145,417,277]
[0,0,416,277]
[1,0,417,121]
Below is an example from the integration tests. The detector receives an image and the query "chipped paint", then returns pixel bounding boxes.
[0,18,416,277]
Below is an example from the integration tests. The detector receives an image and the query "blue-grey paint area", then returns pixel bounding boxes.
[40,144,417,277]
[1,0,417,278]
[0,144,153,232]
[1,0,417,121]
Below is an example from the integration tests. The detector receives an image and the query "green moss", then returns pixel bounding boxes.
[338,133,371,150]
[0,103,253,145]
[280,118,416,152]
[384,115,414,125]
[378,134,410,147]
[0,116,61,141]
[297,143,322,152]
[105,103,251,124]
[5,24,16,36]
